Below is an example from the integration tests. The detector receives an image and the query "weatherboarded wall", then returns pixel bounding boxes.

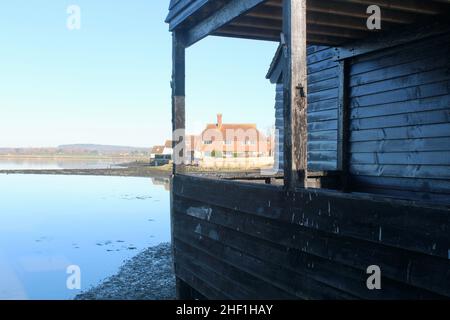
[348,34,450,203]
[274,45,339,172]
[306,46,339,172]
[274,83,284,171]
[172,174,450,299]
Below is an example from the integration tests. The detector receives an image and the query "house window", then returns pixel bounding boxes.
[243,139,255,145]
[203,140,213,145]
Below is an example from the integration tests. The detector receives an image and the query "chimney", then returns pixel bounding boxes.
[217,113,223,128]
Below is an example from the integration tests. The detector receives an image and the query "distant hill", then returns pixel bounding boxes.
[57,144,150,153]
[0,144,151,157]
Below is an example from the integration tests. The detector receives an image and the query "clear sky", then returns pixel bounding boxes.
[0,1,278,148]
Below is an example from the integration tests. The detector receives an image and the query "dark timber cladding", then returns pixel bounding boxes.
[347,34,450,203]
[167,0,450,300]
[267,45,341,172]
[173,175,450,299]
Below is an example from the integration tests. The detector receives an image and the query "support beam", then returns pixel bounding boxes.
[184,0,267,47]
[171,32,186,175]
[283,0,308,190]
[336,60,350,191]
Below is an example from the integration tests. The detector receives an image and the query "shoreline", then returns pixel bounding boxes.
[75,242,176,300]
[0,167,171,178]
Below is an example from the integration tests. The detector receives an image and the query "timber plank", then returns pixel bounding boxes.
[171,206,446,299]
[173,175,450,259]
[173,194,450,297]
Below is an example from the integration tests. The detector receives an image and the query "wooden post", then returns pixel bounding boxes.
[283,0,308,190]
[171,31,186,175]
[170,33,185,296]
[337,60,350,191]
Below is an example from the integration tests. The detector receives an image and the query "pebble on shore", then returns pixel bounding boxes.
[75,242,176,300]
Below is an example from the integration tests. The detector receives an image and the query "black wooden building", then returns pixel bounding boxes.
[166,0,450,299]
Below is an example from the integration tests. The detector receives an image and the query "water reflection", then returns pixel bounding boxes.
[151,177,170,191]
[0,174,170,300]
[0,158,129,170]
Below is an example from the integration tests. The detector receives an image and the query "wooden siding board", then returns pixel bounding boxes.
[350,175,450,194]
[355,185,449,205]
[335,20,450,61]
[173,201,448,299]
[309,66,339,84]
[175,239,299,299]
[272,44,339,171]
[173,175,450,259]
[308,140,338,151]
[308,87,339,104]
[350,68,450,98]
[351,164,450,180]
[350,57,450,90]
[174,212,360,299]
[306,161,336,171]
[351,151,450,166]
[274,83,284,170]
[176,265,228,299]
[172,175,450,298]
[350,123,450,142]
[308,77,338,94]
[350,109,450,131]
[308,119,338,132]
[348,35,450,201]
[350,95,450,120]
[176,243,279,299]
[308,130,337,141]
[307,47,339,171]
[351,137,450,153]
[308,97,338,113]
[350,80,450,108]
[348,34,450,75]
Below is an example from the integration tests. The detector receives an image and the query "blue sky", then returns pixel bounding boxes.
[0,1,278,148]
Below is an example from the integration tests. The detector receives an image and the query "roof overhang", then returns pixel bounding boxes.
[166,0,450,47]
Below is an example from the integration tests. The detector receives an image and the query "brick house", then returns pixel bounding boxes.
[197,114,272,158]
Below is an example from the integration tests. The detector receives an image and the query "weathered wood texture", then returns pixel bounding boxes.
[348,33,450,203]
[283,0,308,189]
[274,83,284,170]
[337,59,350,190]
[306,46,340,171]
[271,32,450,198]
[172,174,450,299]
[269,45,340,172]
[171,32,186,173]
[183,0,267,46]
[167,0,450,46]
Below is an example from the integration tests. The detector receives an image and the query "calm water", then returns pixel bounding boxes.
[0,158,128,170]
[0,174,170,300]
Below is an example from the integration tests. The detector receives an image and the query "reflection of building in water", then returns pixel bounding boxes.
[150,177,170,191]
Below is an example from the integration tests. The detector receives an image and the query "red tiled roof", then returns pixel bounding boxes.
[151,146,164,154]
[164,140,173,148]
